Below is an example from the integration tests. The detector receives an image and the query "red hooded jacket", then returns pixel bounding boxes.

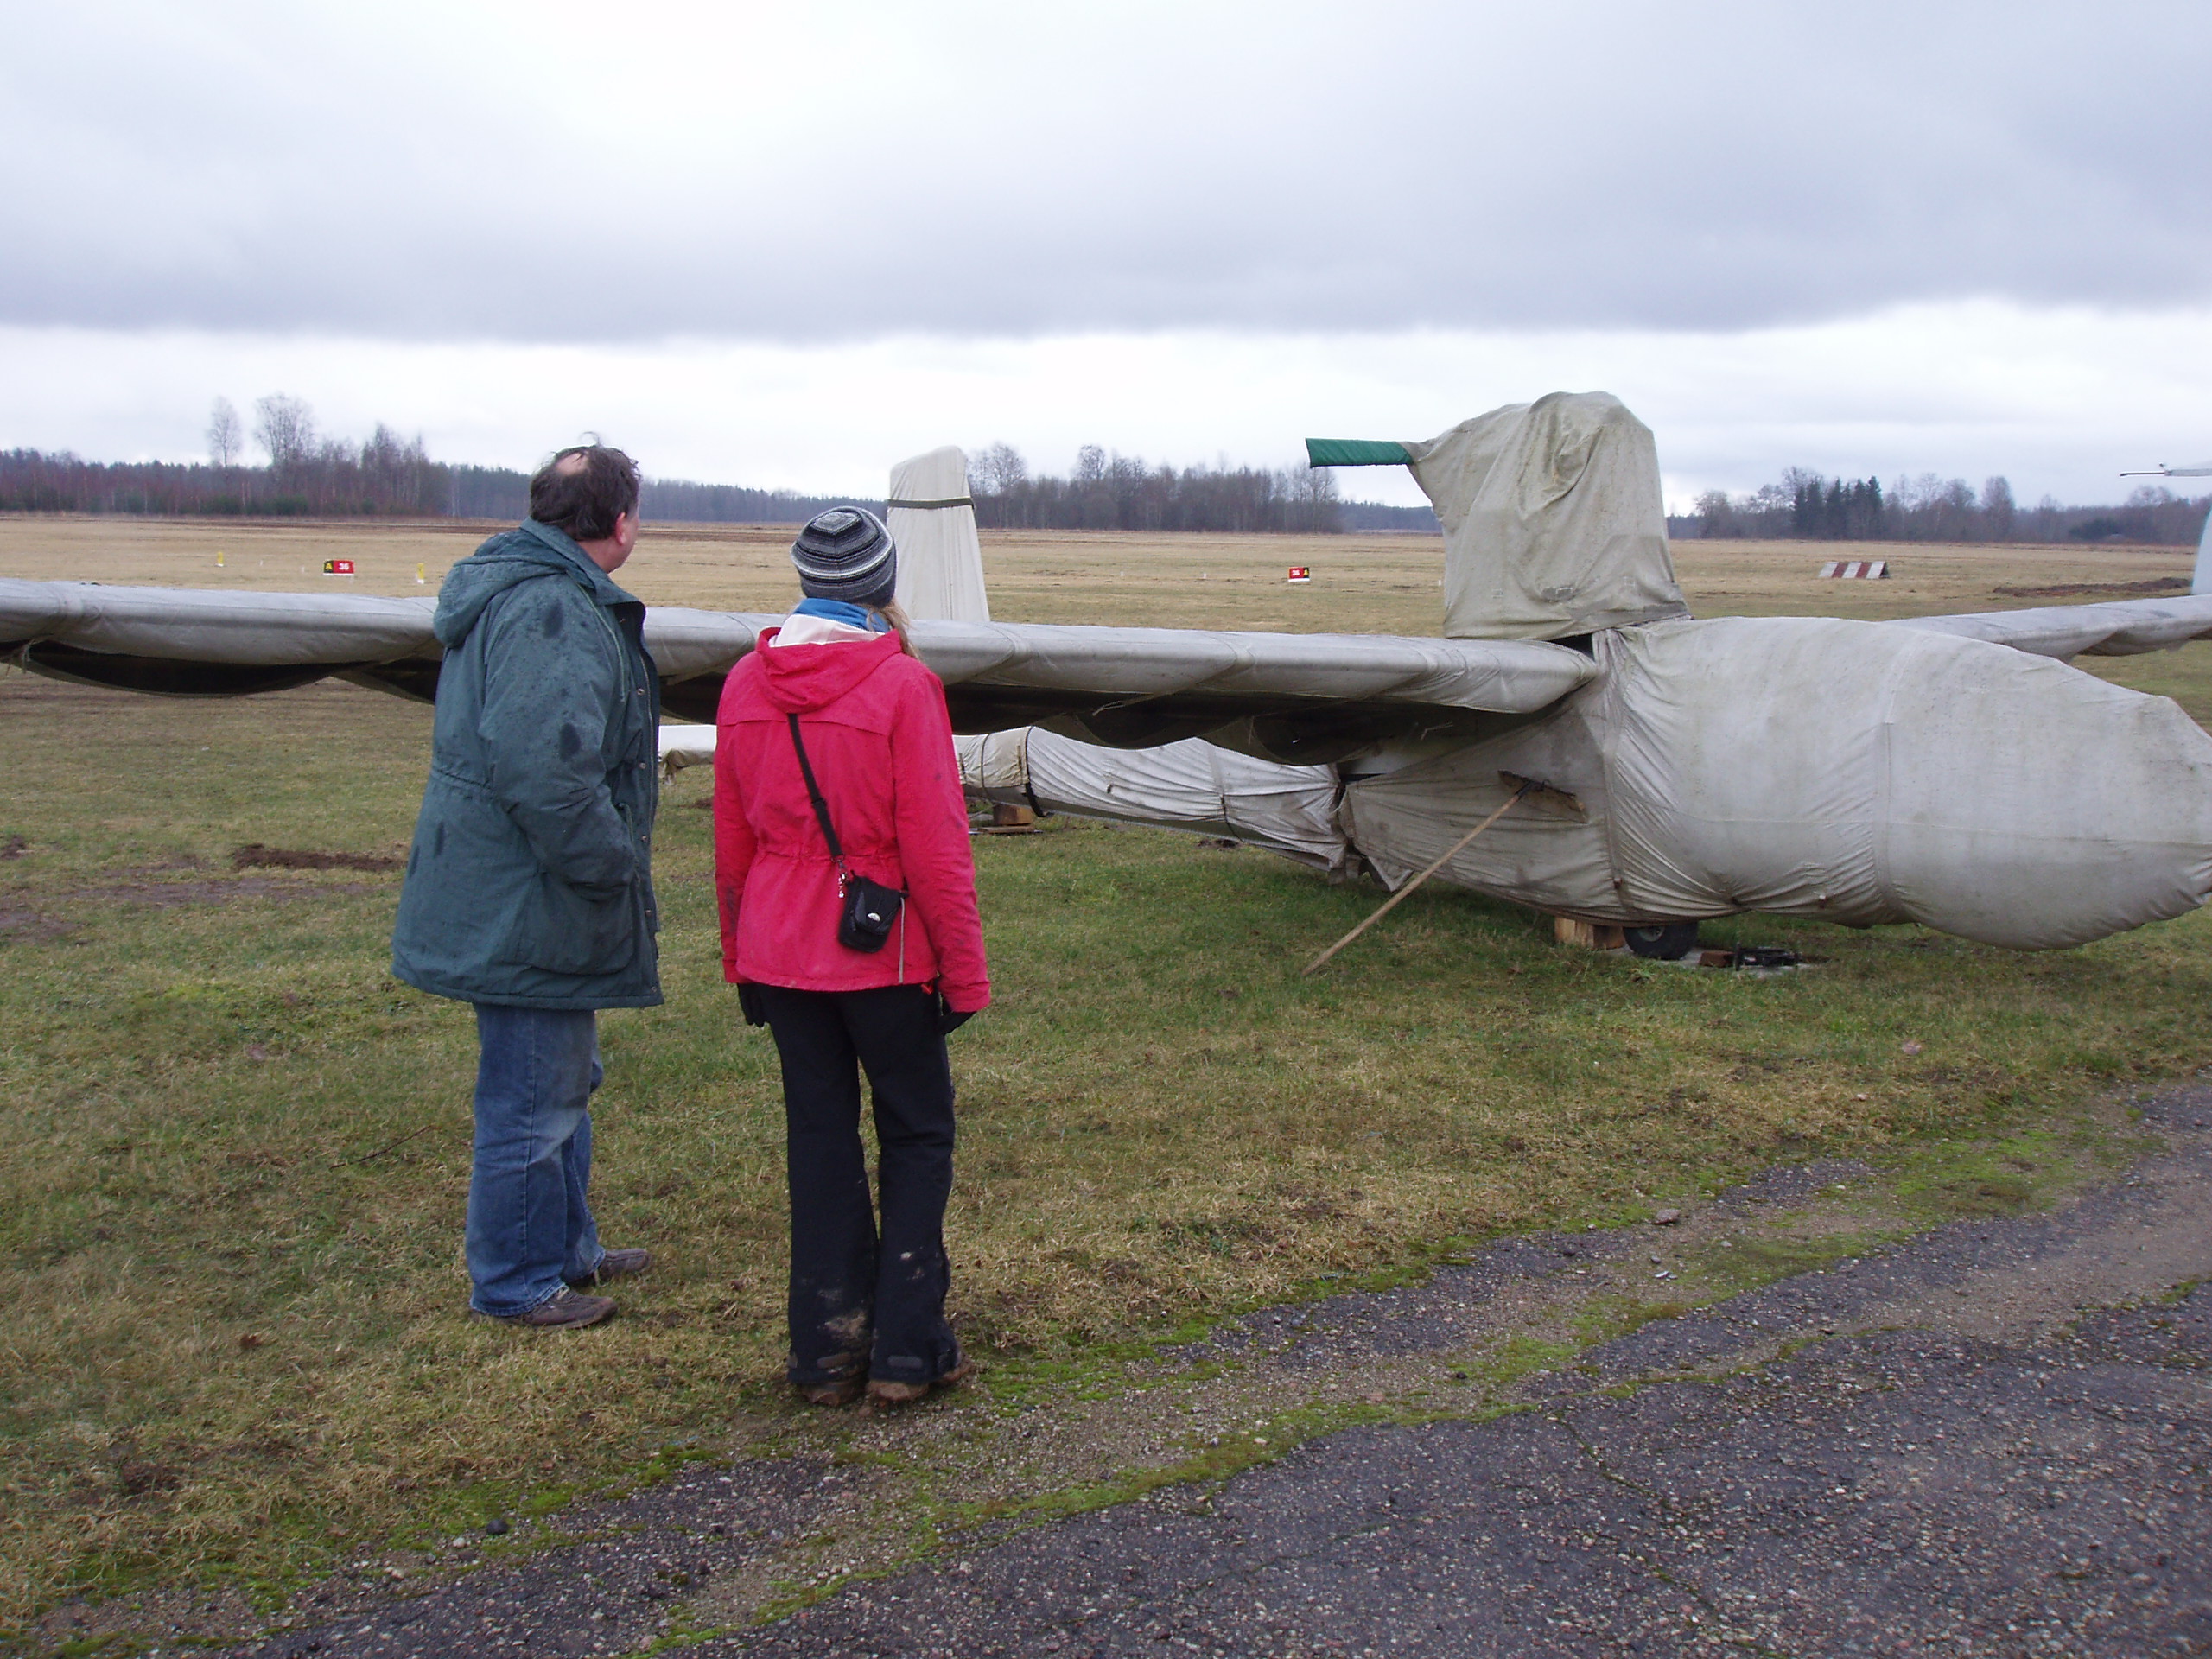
[714,627,990,1009]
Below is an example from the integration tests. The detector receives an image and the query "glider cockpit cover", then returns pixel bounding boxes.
[1411,391,1691,642]
[1313,392,1692,641]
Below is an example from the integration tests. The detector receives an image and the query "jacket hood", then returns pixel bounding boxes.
[753,626,906,715]
[433,521,638,649]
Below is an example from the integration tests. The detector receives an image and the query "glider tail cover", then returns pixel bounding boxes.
[2125,463,2212,595]
[887,445,992,624]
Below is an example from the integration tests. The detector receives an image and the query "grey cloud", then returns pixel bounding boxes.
[5,0,2208,342]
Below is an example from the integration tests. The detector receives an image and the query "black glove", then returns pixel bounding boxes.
[738,983,770,1028]
[936,988,976,1036]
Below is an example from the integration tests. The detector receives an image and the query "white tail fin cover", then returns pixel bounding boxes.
[888,446,990,623]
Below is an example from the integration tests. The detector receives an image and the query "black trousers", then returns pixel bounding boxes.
[758,984,962,1387]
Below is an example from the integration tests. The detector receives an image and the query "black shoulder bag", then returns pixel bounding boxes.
[787,714,906,953]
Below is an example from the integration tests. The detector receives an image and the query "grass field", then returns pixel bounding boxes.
[3,517,2210,1633]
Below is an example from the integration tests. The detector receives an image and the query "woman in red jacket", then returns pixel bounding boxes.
[715,507,990,1408]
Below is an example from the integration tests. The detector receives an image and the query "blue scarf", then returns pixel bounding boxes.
[792,596,888,632]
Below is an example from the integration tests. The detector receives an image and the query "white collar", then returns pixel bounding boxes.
[772,610,880,647]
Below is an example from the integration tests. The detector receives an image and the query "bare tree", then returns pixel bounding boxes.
[253,393,316,471]
[1694,488,1737,537]
[1935,478,1976,540]
[1284,461,1340,531]
[1982,475,2017,541]
[969,442,1028,496]
[207,397,242,467]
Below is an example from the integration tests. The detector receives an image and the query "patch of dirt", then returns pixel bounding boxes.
[1992,576,2190,599]
[1868,1091,2212,1344]
[1,836,28,859]
[62,877,377,908]
[0,907,74,942]
[32,1581,266,1654]
[113,1460,181,1497]
[231,844,404,873]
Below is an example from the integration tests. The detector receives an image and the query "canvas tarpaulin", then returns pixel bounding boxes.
[0,579,439,664]
[1345,614,2212,949]
[1896,592,2212,660]
[956,727,1348,870]
[1402,391,1691,643]
[888,446,990,624]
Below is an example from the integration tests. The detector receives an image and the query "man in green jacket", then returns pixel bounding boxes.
[392,445,662,1328]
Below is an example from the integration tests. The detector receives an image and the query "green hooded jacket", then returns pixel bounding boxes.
[391,520,663,1009]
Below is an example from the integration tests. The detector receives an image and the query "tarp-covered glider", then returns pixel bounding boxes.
[10,392,2212,951]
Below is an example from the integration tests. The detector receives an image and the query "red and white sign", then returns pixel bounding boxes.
[322,559,356,575]
[1287,566,1312,583]
[1819,559,1889,580]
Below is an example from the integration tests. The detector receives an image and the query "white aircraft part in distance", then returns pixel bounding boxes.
[2119,461,2212,598]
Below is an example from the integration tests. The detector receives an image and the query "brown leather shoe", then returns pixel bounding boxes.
[866,1357,977,1407]
[797,1377,864,1407]
[568,1247,651,1288]
[498,1287,615,1329]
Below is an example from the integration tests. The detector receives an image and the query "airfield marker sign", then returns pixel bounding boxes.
[1821,559,1890,579]
[1287,566,1312,583]
[321,559,355,576]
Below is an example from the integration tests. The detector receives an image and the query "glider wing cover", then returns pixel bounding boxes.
[1890,593,2212,659]
[909,619,1591,711]
[0,579,1594,753]
[956,727,1348,871]
[0,579,438,664]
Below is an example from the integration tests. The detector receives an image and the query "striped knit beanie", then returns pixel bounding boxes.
[791,506,898,607]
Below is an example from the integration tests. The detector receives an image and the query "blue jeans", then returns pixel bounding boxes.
[466,1004,607,1317]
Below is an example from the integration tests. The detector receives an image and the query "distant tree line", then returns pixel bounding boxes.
[42,399,2183,547]
[441,465,861,525]
[1690,467,2209,546]
[2,395,447,517]
[0,394,865,524]
[0,397,1419,535]
[966,442,1343,533]
[1338,499,1442,532]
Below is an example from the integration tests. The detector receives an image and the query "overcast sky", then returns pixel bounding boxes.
[3,0,2207,505]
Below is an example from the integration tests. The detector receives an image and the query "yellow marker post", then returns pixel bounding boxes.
[216,550,226,568]
[416,562,427,585]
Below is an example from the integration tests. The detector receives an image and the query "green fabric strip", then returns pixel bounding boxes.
[1303,439,1412,467]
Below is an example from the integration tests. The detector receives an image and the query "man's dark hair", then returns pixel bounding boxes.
[530,443,641,542]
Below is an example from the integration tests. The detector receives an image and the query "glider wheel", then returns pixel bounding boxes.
[1624,923,1701,960]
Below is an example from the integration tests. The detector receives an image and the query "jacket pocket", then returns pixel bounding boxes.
[505,870,639,976]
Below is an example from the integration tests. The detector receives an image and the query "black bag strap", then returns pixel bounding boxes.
[787,715,849,873]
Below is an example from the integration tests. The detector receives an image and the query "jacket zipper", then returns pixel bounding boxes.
[585,596,645,835]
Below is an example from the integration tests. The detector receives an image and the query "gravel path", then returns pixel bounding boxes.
[701,1300,2211,1657]
[116,1091,2212,1659]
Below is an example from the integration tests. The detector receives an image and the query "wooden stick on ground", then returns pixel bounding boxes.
[1302,784,1531,976]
